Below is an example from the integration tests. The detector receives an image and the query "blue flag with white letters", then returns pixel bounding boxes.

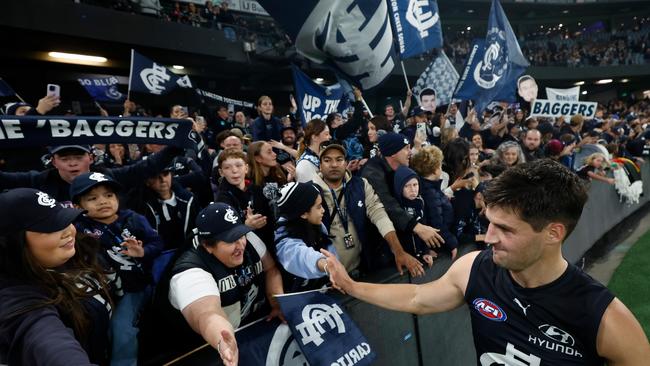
[452,0,528,113]
[77,76,126,102]
[236,318,309,366]
[388,0,443,59]
[292,65,349,126]
[258,0,397,90]
[128,50,193,96]
[276,291,375,366]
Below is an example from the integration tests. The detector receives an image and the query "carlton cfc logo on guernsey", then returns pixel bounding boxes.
[473,298,507,322]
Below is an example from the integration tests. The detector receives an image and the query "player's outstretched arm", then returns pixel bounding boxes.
[597,298,650,365]
[321,249,479,315]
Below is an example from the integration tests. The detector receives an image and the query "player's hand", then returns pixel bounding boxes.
[320,249,352,294]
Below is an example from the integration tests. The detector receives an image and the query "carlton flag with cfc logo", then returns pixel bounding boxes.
[275,291,376,366]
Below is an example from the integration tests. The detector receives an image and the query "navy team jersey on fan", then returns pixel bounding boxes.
[464,249,614,365]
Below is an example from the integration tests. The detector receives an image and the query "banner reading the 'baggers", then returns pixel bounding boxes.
[529,99,597,119]
[0,116,195,149]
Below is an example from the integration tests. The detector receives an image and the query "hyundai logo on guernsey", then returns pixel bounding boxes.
[538,324,575,346]
[473,298,507,321]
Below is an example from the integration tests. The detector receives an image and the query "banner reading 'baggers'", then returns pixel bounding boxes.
[529,99,597,119]
[0,116,195,149]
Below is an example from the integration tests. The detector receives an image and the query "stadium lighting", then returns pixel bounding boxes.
[559,24,563,28]
[48,52,107,63]
[574,81,585,86]
[467,9,474,13]
[467,26,471,31]
[315,77,324,83]
[172,65,185,70]
[595,79,613,85]
[562,10,569,14]
[620,79,630,83]
[581,91,588,95]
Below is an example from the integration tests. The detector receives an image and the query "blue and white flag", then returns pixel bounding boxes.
[452,0,528,113]
[388,0,443,59]
[78,76,126,102]
[128,50,193,96]
[292,65,349,125]
[236,318,308,366]
[276,291,375,366]
[412,50,459,107]
[258,0,397,90]
[0,78,16,97]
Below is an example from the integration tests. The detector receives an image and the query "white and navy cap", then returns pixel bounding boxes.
[0,188,83,233]
[195,202,251,243]
[69,172,122,203]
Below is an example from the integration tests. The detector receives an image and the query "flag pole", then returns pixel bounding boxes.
[400,61,411,91]
[360,96,374,119]
[127,49,134,101]
[0,77,25,103]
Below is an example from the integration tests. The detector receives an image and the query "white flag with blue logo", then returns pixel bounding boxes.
[258,0,397,91]
[452,0,529,113]
[412,50,458,107]
[388,0,443,59]
[128,50,193,96]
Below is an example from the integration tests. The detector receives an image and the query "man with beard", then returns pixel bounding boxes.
[520,129,545,162]
[271,127,298,163]
[314,144,423,277]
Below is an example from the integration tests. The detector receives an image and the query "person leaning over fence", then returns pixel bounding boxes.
[0,188,112,366]
[168,202,284,366]
[274,181,338,292]
[314,143,423,277]
[323,159,650,365]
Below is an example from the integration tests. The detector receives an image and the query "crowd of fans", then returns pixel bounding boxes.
[1,76,649,364]
[2,2,650,365]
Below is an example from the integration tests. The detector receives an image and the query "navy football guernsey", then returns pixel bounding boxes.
[464,249,614,365]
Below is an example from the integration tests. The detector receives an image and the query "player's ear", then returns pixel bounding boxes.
[546,222,566,244]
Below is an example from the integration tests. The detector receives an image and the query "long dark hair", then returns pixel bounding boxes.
[443,138,471,182]
[0,231,112,343]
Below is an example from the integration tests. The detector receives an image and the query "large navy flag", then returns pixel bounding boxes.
[236,318,308,366]
[413,50,459,107]
[452,0,528,113]
[258,0,396,90]
[128,50,193,95]
[292,65,348,125]
[0,78,16,97]
[78,76,126,102]
[388,0,443,59]
[276,291,375,366]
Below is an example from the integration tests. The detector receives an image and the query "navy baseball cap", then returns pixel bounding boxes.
[69,172,122,203]
[195,202,251,243]
[49,145,92,155]
[0,188,83,233]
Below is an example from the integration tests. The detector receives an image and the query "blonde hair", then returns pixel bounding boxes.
[411,145,443,178]
[583,152,608,167]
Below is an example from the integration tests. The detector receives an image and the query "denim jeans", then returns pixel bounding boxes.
[110,289,150,366]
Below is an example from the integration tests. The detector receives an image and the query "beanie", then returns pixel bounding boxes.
[277,181,322,220]
[378,132,409,157]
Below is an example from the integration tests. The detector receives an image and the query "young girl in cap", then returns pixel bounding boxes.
[274,181,337,292]
[0,188,112,365]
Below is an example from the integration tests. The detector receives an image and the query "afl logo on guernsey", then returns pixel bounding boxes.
[473,298,507,322]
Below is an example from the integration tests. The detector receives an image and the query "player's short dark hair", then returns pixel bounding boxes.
[483,159,587,237]
[419,88,436,101]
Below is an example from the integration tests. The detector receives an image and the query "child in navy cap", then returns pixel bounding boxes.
[70,172,163,366]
